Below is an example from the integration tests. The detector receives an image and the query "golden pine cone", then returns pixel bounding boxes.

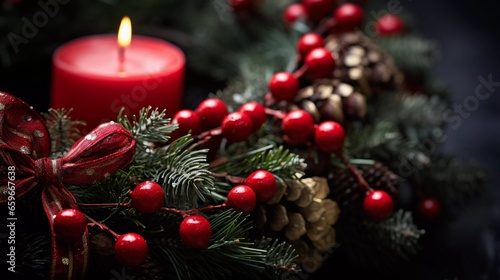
[253,176,340,272]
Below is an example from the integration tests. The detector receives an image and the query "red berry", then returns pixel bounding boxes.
[53,209,87,244]
[179,215,212,249]
[375,14,404,36]
[130,181,165,214]
[269,72,300,101]
[334,3,364,32]
[302,0,336,21]
[114,233,148,267]
[221,112,254,142]
[314,121,345,153]
[195,98,229,131]
[229,0,254,13]
[171,109,201,140]
[304,47,335,79]
[283,3,308,25]
[418,198,441,220]
[245,170,277,202]
[297,33,325,58]
[282,109,315,144]
[227,185,257,214]
[363,190,394,221]
[238,102,267,131]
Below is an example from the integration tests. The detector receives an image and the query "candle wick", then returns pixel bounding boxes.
[118,46,125,73]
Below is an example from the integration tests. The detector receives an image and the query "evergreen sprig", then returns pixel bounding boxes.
[140,135,215,209]
[337,209,424,271]
[417,155,486,217]
[151,210,298,280]
[42,108,85,158]
[347,121,426,172]
[376,94,449,144]
[211,145,306,183]
[118,106,177,153]
[374,35,438,80]
[13,233,51,279]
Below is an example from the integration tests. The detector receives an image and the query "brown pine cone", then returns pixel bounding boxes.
[329,161,400,219]
[325,31,405,96]
[136,254,167,280]
[292,79,367,124]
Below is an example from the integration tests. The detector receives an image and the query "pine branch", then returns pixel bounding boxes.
[375,94,449,144]
[41,108,85,158]
[218,29,301,110]
[416,155,486,217]
[118,106,177,153]
[336,209,424,272]
[255,238,299,277]
[347,121,428,172]
[211,145,306,183]
[151,210,298,280]
[14,233,51,279]
[139,135,215,209]
[374,35,438,80]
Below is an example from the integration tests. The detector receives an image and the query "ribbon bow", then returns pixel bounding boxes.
[0,92,136,280]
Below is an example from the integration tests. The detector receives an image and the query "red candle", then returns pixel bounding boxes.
[51,17,185,130]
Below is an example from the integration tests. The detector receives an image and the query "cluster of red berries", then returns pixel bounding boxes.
[283,1,364,31]
[283,1,404,36]
[226,170,277,214]
[52,207,149,268]
[172,98,266,143]
[127,169,276,251]
[280,109,346,154]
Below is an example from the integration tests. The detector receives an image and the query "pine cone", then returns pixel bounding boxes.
[136,254,167,280]
[325,30,405,96]
[291,79,367,124]
[329,162,400,219]
[253,176,340,272]
[265,31,402,126]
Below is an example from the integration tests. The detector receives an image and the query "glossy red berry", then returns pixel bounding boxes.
[269,72,300,101]
[221,112,254,142]
[363,190,394,221]
[297,33,325,58]
[418,198,441,220]
[245,170,277,202]
[114,233,148,267]
[375,14,404,36]
[334,3,364,32]
[227,185,257,214]
[229,0,254,13]
[304,47,335,79]
[130,181,165,214]
[53,209,87,244]
[195,98,229,131]
[171,109,201,140]
[282,109,315,144]
[283,3,308,25]
[238,102,267,131]
[179,215,212,249]
[302,0,336,21]
[314,121,345,153]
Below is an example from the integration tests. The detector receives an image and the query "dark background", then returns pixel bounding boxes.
[406,1,500,279]
[1,0,499,279]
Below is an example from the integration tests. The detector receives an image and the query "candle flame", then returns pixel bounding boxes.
[118,16,132,48]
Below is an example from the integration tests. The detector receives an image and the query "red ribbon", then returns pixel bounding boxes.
[0,92,136,280]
